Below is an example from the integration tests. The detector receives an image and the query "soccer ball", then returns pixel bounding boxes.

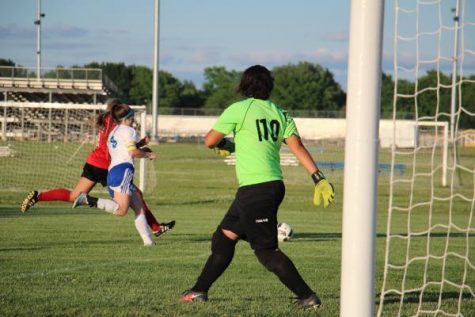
[277,222,293,242]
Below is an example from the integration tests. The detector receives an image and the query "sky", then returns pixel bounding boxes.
[1,0,474,90]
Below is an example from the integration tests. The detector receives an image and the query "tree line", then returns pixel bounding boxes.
[1,58,473,128]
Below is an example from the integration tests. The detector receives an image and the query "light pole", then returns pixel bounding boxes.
[449,2,460,143]
[34,0,45,81]
[151,0,160,142]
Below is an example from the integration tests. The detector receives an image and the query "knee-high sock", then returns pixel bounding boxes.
[136,190,160,232]
[255,248,314,299]
[191,229,237,292]
[144,209,160,233]
[38,189,71,202]
[96,198,119,214]
[134,214,153,245]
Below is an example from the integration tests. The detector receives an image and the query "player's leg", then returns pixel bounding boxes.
[69,177,97,201]
[20,163,101,212]
[130,191,154,246]
[21,183,88,213]
[103,162,132,216]
[135,186,176,237]
[180,200,242,302]
[72,190,122,215]
[73,163,131,216]
[135,187,161,234]
[245,181,320,309]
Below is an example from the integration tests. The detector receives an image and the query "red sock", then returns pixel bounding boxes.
[144,208,161,233]
[38,189,71,202]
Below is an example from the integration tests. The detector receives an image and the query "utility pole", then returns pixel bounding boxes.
[449,2,460,142]
[152,0,160,142]
[34,0,45,81]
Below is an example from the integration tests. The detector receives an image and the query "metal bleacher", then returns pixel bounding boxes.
[0,66,123,142]
[0,66,120,104]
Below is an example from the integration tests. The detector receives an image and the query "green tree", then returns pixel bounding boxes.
[84,62,132,101]
[0,58,28,78]
[417,70,451,119]
[129,65,152,106]
[460,74,475,129]
[179,80,203,109]
[0,58,15,66]
[158,70,182,109]
[202,66,241,109]
[271,62,346,111]
[380,73,395,117]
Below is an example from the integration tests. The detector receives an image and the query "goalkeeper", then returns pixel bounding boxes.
[179,65,335,309]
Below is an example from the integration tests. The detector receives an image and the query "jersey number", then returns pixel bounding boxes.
[110,136,117,149]
[255,119,280,142]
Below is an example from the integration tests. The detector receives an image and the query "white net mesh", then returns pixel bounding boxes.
[0,102,151,194]
[377,0,475,316]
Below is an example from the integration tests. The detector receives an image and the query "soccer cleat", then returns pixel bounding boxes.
[178,290,208,302]
[153,220,176,238]
[72,192,89,208]
[20,190,39,213]
[294,293,322,310]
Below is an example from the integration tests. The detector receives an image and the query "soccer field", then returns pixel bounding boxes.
[0,143,474,316]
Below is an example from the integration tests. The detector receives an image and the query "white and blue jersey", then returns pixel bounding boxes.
[107,125,139,197]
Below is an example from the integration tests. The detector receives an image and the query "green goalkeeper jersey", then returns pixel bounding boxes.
[213,98,299,187]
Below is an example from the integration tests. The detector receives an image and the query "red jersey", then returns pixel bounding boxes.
[85,114,117,170]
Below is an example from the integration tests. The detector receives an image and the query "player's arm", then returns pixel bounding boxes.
[136,135,150,148]
[285,135,334,208]
[204,129,235,157]
[128,141,156,160]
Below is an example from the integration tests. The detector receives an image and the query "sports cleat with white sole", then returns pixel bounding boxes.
[72,192,89,208]
[153,220,176,238]
[20,190,39,213]
[178,290,208,302]
[294,293,322,310]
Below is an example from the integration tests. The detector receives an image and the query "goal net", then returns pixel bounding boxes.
[377,0,475,316]
[0,102,154,194]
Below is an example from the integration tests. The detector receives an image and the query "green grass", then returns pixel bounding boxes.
[0,143,474,316]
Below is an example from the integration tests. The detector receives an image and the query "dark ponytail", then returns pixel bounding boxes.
[96,98,121,129]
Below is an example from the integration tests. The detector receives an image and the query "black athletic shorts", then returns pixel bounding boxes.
[220,180,285,250]
[81,162,108,187]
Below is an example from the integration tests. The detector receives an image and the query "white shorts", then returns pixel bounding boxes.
[107,163,136,197]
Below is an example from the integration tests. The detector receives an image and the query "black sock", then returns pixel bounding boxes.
[86,195,98,208]
[191,229,237,292]
[255,248,314,299]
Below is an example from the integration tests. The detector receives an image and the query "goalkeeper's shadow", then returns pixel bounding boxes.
[291,232,341,242]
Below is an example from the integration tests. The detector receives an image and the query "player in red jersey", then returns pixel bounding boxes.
[20,98,175,239]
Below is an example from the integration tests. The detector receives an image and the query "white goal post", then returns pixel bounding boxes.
[344,0,474,316]
[341,1,384,316]
[0,101,149,192]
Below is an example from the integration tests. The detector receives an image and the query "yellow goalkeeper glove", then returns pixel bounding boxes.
[312,170,335,208]
[214,138,235,157]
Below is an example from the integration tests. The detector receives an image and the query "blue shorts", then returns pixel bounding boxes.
[107,163,136,197]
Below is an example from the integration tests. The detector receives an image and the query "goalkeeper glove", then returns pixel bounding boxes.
[312,170,335,208]
[214,138,235,157]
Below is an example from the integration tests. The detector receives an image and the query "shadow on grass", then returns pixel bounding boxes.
[292,232,342,241]
[0,238,137,251]
[173,234,211,242]
[157,198,230,206]
[376,290,474,305]
[376,232,475,238]
[0,207,101,218]
[291,231,474,242]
